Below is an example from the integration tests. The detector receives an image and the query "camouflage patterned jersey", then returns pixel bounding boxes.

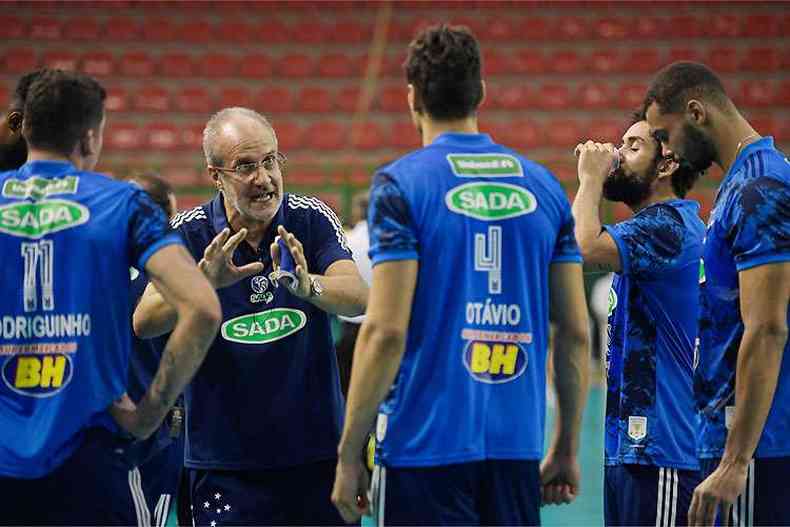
[603,199,704,470]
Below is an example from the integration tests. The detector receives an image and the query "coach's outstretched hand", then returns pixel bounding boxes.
[332,457,370,523]
[199,227,264,289]
[270,225,312,299]
[540,450,581,506]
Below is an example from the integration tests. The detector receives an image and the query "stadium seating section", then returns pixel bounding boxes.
[1,1,787,218]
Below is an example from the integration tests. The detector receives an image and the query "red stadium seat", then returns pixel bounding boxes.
[318,53,361,78]
[742,14,779,37]
[215,19,254,43]
[145,122,180,151]
[551,163,577,184]
[777,119,790,143]
[589,49,623,74]
[494,85,534,111]
[510,49,547,75]
[161,163,203,188]
[218,86,253,109]
[134,85,171,112]
[104,17,141,41]
[777,81,790,107]
[238,54,273,78]
[0,86,8,108]
[256,86,294,113]
[587,119,624,144]
[556,16,589,40]
[517,16,551,40]
[159,53,196,78]
[502,119,544,150]
[704,13,741,37]
[378,84,405,113]
[177,19,214,43]
[381,52,406,78]
[331,19,372,44]
[351,122,384,150]
[748,115,778,138]
[547,49,586,75]
[481,16,515,42]
[278,53,315,78]
[273,122,302,151]
[485,50,512,76]
[577,83,614,110]
[666,47,702,65]
[739,47,782,72]
[299,87,334,113]
[41,51,78,71]
[593,17,628,40]
[289,166,328,185]
[119,52,156,77]
[336,86,361,113]
[29,17,62,40]
[546,119,582,149]
[81,52,115,77]
[705,47,740,74]
[390,120,420,150]
[64,17,100,39]
[180,122,206,151]
[142,17,177,41]
[633,15,661,39]
[666,15,702,38]
[624,48,661,74]
[104,86,128,112]
[616,82,648,111]
[0,15,26,39]
[198,53,238,78]
[536,84,571,110]
[4,48,37,74]
[106,122,142,150]
[174,86,213,114]
[290,20,325,44]
[739,80,775,108]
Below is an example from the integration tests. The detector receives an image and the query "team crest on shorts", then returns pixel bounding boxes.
[628,416,647,441]
[249,275,273,304]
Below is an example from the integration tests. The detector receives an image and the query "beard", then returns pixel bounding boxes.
[0,138,28,172]
[680,123,717,172]
[602,159,659,208]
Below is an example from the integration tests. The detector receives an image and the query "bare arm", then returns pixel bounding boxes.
[112,244,222,439]
[572,141,622,273]
[723,262,790,465]
[332,260,417,522]
[541,262,591,505]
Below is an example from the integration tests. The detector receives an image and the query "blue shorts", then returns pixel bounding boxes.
[701,456,790,527]
[188,458,343,526]
[0,427,146,526]
[370,460,541,526]
[604,464,700,527]
[138,435,184,527]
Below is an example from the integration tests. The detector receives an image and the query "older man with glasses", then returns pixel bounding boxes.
[134,107,368,525]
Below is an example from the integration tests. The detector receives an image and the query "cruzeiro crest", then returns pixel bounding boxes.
[249,275,273,304]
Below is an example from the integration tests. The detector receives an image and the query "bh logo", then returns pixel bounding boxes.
[463,340,528,384]
[2,353,73,397]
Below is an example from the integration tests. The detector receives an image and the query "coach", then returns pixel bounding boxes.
[134,107,367,525]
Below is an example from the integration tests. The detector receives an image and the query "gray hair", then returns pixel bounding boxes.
[202,107,275,166]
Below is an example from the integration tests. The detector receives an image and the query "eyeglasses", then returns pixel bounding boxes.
[209,152,287,179]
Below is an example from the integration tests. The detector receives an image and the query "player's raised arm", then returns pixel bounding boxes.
[113,243,221,439]
[541,262,590,505]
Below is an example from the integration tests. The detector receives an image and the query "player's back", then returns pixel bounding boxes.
[370,133,581,467]
[0,160,160,478]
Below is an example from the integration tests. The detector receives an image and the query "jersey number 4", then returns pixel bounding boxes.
[21,240,55,312]
[475,226,502,295]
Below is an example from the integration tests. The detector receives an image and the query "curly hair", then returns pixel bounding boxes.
[404,23,483,121]
[22,69,106,157]
[644,61,729,115]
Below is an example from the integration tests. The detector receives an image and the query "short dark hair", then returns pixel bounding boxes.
[404,23,483,121]
[644,61,729,115]
[10,69,48,112]
[125,172,176,218]
[22,69,106,157]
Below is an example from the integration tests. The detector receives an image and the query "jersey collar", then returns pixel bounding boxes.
[727,136,775,177]
[17,160,75,178]
[431,132,495,147]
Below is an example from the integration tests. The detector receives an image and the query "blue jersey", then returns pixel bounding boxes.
[368,133,582,467]
[603,200,704,470]
[173,193,351,470]
[696,137,790,459]
[0,160,180,478]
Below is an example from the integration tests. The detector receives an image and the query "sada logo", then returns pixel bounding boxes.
[2,354,74,397]
[463,340,528,384]
[0,199,89,239]
[445,182,537,221]
[221,308,306,344]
